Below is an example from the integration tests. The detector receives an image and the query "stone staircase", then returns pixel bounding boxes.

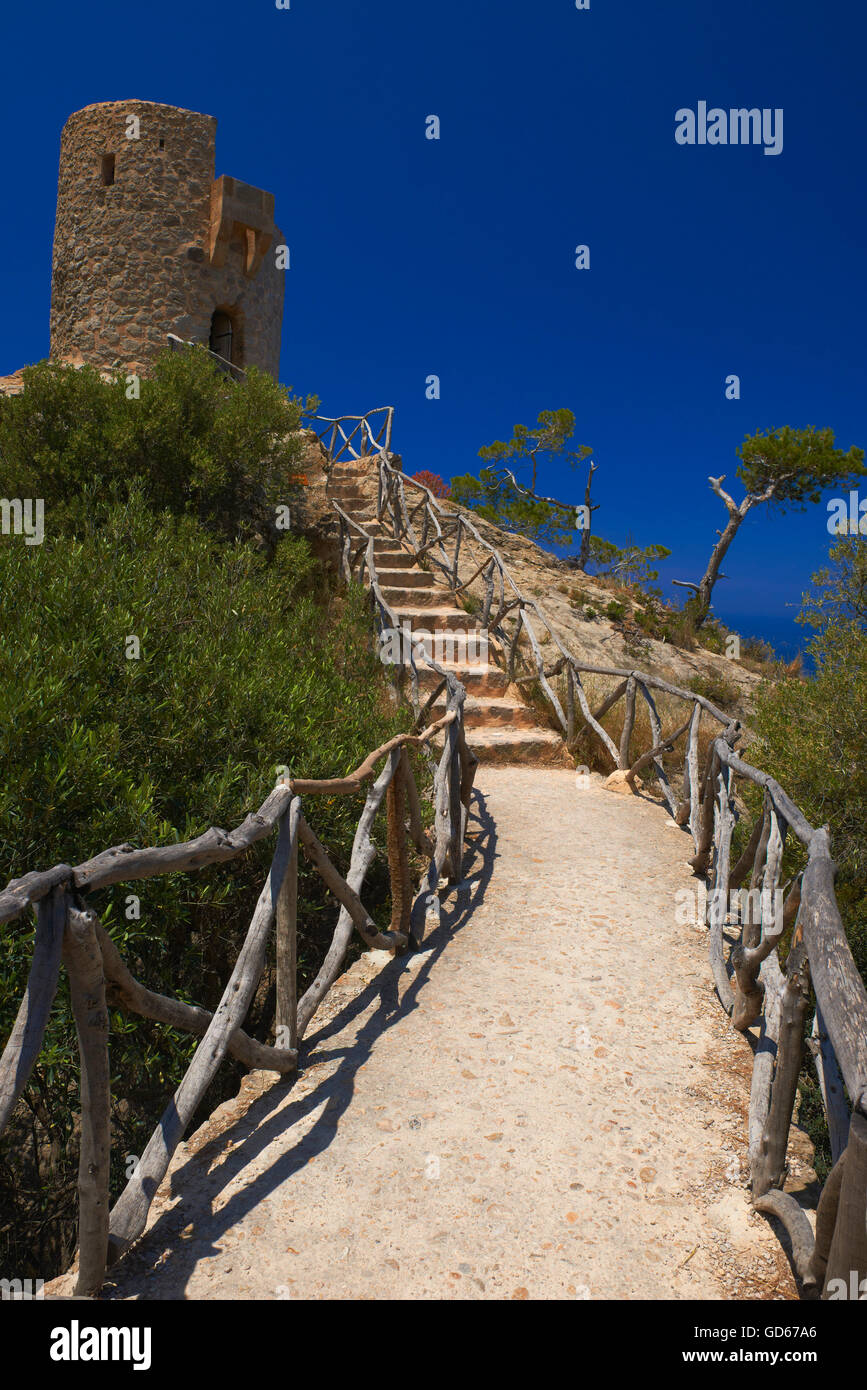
[328,462,570,765]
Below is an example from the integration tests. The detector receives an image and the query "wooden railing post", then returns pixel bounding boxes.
[565,664,576,746]
[619,674,636,770]
[446,712,464,883]
[451,516,463,589]
[63,901,111,1298]
[707,761,736,1012]
[108,810,297,1261]
[809,1148,846,1293]
[684,699,701,842]
[822,1109,867,1297]
[480,559,495,629]
[689,742,721,875]
[636,681,678,813]
[386,750,412,939]
[731,804,786,1031]
[276,796,301,1052]
[752,931,811,1196]
[0,886,66,1137]
[810,1004,851,1165]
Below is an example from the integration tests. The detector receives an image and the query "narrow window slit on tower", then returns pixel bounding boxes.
[100,153,115,186]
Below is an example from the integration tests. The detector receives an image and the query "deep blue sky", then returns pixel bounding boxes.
[2,0,865,656]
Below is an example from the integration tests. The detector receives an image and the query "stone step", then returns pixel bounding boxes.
[377,569,435,589]
[330,500,377,522]
[381,585,442,608]
[330,489,372,505]
[461,725,570,766]
[430,696,539,730]
[411,662,509,697]
[392,606,482,633]
[372,549,416,569]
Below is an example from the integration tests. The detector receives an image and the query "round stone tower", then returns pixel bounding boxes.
[50,99,284,377]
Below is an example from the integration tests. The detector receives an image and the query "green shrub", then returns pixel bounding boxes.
[662,608,698,651]
[686,670,740,710]
[751,538,867,983]
[633,607,662,637]
[0,487,408,1280]
[605,599,626,622]
[696,620,727,655]
[0,349,315,540]
[748,537,867,1171]
[740,635,777,668]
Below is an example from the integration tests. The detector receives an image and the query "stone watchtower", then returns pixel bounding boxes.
[49,100,284,378]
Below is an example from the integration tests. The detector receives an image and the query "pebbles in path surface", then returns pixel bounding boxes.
[98,768,794,1302]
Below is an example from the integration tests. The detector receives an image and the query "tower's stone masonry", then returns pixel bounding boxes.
[50,100,284,377]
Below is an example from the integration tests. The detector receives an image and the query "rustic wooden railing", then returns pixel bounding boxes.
[325,411,867,1300]
[313,407,394,468]
[0,656,476,1297]
[696,740,867,1296]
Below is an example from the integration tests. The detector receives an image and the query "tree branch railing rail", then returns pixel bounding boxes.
[0,627,475,1296]
[696,738,867,1296]
[312,408,394,468]
[329,410,867,1299]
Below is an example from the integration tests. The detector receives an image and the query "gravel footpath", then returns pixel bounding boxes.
[84,767,796,1301]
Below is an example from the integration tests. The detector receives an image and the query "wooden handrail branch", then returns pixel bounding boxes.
[287,715,455,795]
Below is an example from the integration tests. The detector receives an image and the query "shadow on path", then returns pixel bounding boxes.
[105,786,498,1300]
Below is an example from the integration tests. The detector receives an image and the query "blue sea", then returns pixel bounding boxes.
[717,612,815,672]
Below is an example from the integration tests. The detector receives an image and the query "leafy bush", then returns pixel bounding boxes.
[605,599,626,622]
[745,536,867,1175]
[410,470,450,499]
[661,607,698,651]
[686,670,740,710]
[695,620,727,655]
[738,635,778,671]
[0,349,315,539]
[752,534,867,986]
[634,606,662,637]
[0,487,408,1279]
